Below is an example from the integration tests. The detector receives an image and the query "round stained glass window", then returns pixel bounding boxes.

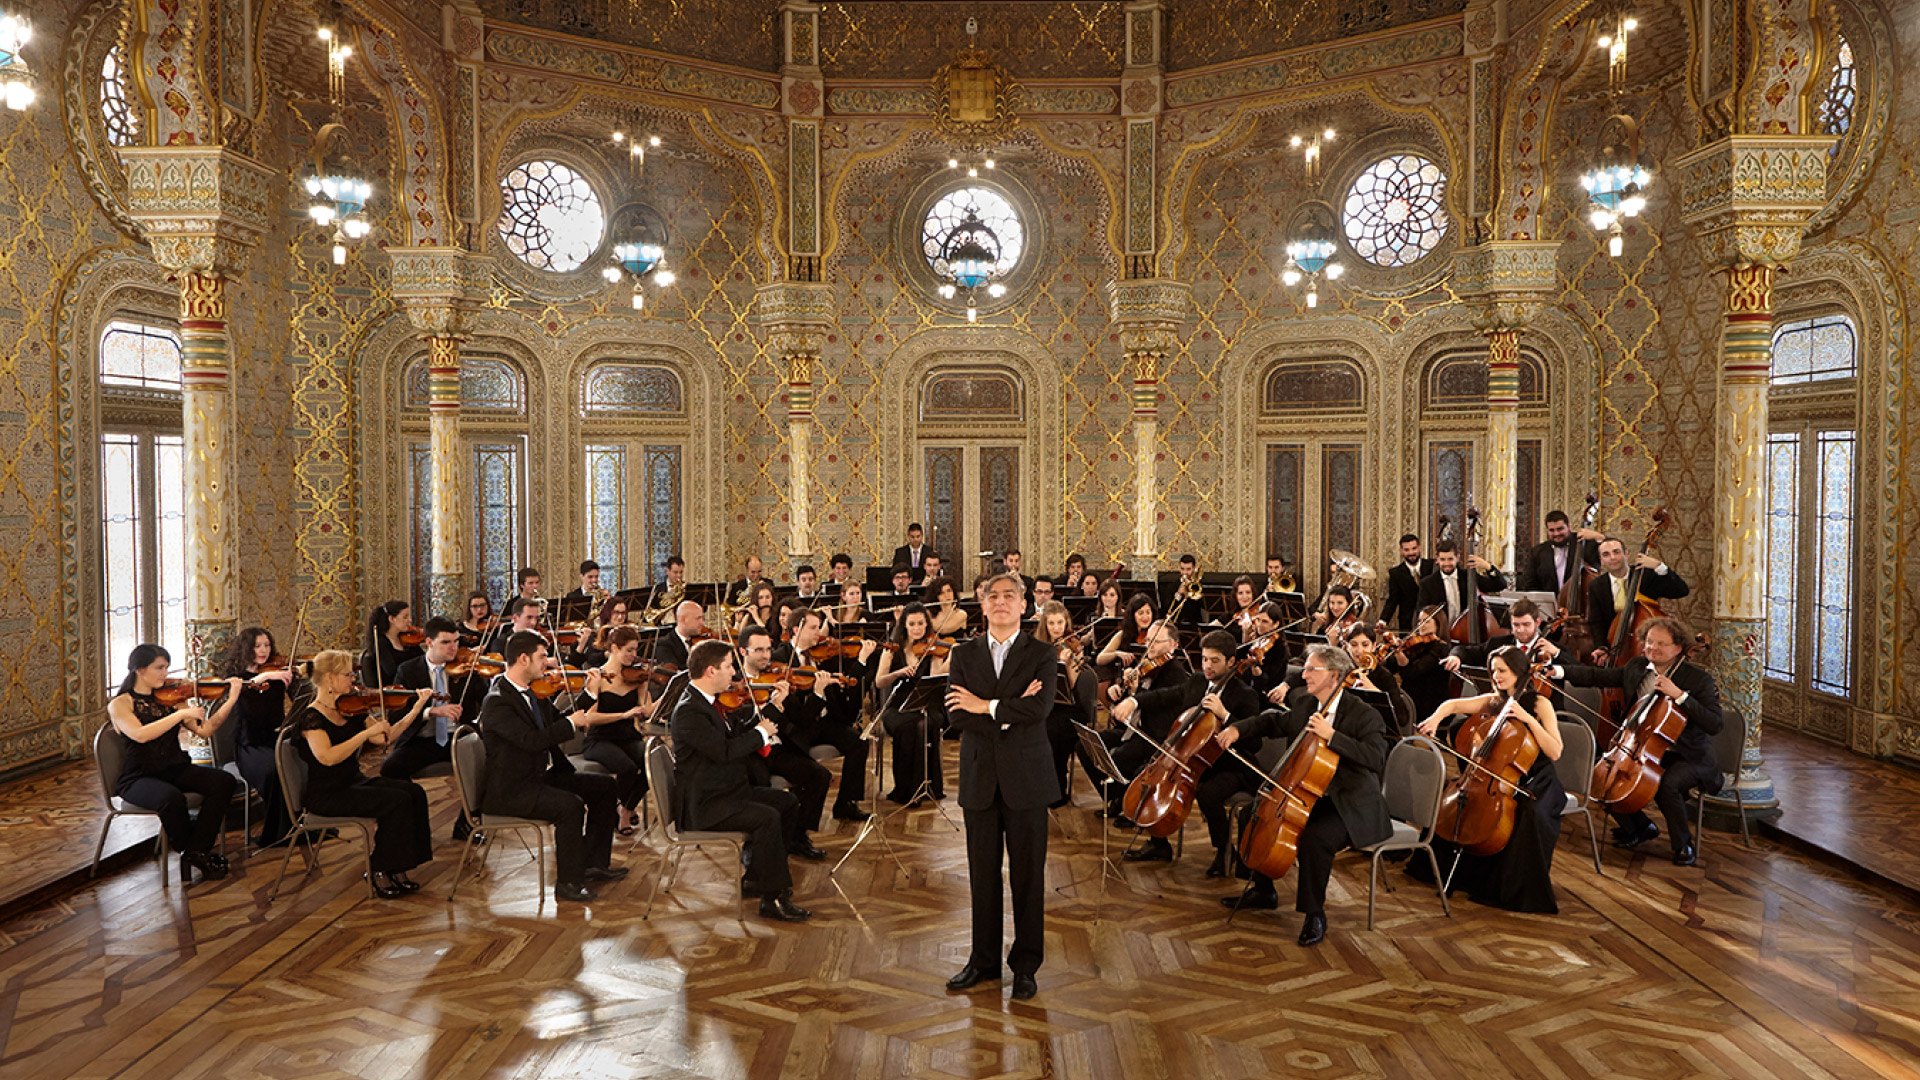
[497,160,606,273]
[921,187,1024,278]
[1342,153,1450,268]
[101,46,139,148]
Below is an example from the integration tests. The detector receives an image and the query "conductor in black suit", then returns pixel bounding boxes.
[476,631,626,902]
[1583,537,1690,657]
[1378,534,1434,632]
[1551,616,1723,865]
[1215,643,1392,946]
[1516,510,1604,594]
[943,572,1058,1001]
[891,522,930,584]
[669,639,812,921]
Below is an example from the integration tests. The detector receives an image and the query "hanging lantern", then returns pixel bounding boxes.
[0,13,37,111]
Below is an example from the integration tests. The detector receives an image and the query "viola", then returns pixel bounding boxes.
[1122,693,1230,838]
[1238,654,1380,880]
[447,649,506,679]
[529,667,592,699]
[1434,693,1541,856]
[1591,634,1711,815]
[397,627,427,647]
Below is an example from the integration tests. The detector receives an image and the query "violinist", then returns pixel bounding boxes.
[579,625,659,836]
[924,576,969,638]
[1517,511,1603,594]
[1228,576,1262,640]
[459,589,496,648]
[1585,538,1689,660]
[1340,625,1414,737]
[654,600,707,670]
[774,608,875,821]
[1417,539,1507,625]
[1411,646,1566,912]
[1240,602,1293,706]
[731,625,831,854]
[1032,600,1098,808]
[1445,599,1559,674]
[1549,616,1722,865]
[362,600,424,688]
[388,618,485,840]
[476,631,625,902]
[483,596,549,659]
[1112,630,1259,865]
[107,644,239,883]
[1387,605,1454,723]
[875,602,952,805]
[1214,644,1392,946]
[1095,593,1157,676]
[1097,621,1189,819]
[574,595,631,669]
[297,650,435,897]
[1093,577,1124,617]
[218,627,299,847]
[1307,585,1355,636]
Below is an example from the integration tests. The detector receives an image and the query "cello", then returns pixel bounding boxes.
[1121,681,1230,838]
[1237,653,1380,881]
[1553,493,1603,659]
[1591,633,1711,815]
[1432,680,1542,857]
[1596,508,1672,741]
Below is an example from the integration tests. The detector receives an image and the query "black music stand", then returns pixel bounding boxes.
[553,594,595,625]
[1053,720,1135,920]
[833,671,954,876]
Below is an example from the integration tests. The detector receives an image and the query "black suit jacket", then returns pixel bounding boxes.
[653,632,696,670]
[890,545,929,582]
[1585,566,1691,646]
[669,687,768,829]
[1518,539,1600,594]
[475,679,578,817]
[1380,558,1434,631]
[1233,691,1393,849]
[947,632,1060,811]
[1417,566,1509,616]
[1559,657,1722,768]
[393,656,487,750]
[1131,672,1261,743]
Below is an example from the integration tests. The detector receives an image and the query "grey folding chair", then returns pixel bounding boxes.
[1554,718,1606,874]
[1691,707,1753,855]
[90,722,213,886]
[266,727,379,901]
[1350,736,1452,930]
[206,704,256,848]
[641,737,748,921]
[446,727,553,903]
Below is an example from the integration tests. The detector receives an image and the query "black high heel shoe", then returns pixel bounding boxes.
[180,851,228,883]
[369,873,406,900]
[390,872,422,893]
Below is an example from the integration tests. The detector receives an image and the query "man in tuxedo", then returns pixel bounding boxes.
[1550,616,1722,865]
[669,639,811,921]
[1584,537,1689,657]
[794,564,822,603]
[774,609,875,821]
[387,617,487,839]
[654,600,707,670]
[1379,534,1433,632]
[828,553,854,589]
[1215,644,1392,945]
[729,554,765,606]
[891,523,930,583]
[482,596,546,657]
[921,552,945,590]
[1445,598,1560,671]
[561,559,603,613]
[943,572,1058,1000]
[476,631,625,902]
[1417,538,1507,625]
[729,626,830,857]
[1517,510,1604,594]
[516,567,543,604]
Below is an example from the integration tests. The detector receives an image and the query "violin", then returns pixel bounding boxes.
[1591,633,1711,815]
[805,636,868,663]
[1122,687,1231,838]
[763,662,853,692]
[1232,627,1284,678]
[528,667,592,699]
[447,649,506,679]
[333,686,386,717]
[151,678,221,707]
[1597,507,1673,741]
[716,679,779,712]
[1238,653,1380,881]
[1433,689,1542,856]
[396,627,427,647]
[1382,630,1440,660]
[620,659,679,686]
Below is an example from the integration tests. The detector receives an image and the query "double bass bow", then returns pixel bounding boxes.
[1236,652,1381,882]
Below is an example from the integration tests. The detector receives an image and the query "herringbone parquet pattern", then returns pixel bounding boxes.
[2,746,1918,1080]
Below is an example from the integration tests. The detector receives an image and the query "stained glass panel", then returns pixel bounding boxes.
[582,364,683,414]
[1428,441,1472,548]
[921,187,1024,277]
[101,433,142,686]
[1425,352,1547,409]
[1516,440,1542,556]
[1343,153,1450,268]
[924,447,962,560]
[922,371,1023,420]
[100,321,182,390]
[587,445,627,591]
[1263,361,1363,413]
[1819,36,1856,140]
[404,355,524,411]
[644,445,682,586]
[154,436,187,663]
[1763,432,1800,683]
[1322,446,1361,578]
[1770,315,1857,386]
[474,441,523,604]
[979,447,1021,557]
[1265,445,1303,570]
[101,46,140,148]
[1812,430,1855,696]
[497,159,606,272]
[407,443,433,617]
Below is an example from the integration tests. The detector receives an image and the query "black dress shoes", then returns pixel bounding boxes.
[789,842,828,861]
[554,882,595,902]
[946,963,1003,991]
[1205,851,1229,878]
[1222,890,1279,910]
[759,894,812,922]
[1672,845,1698,866]
[584,866,629,882]
[1615,821,1660,849]
[390,873,423,893]
[1124,838,1173,862]
[180,852,227,883]
[1011,973,1038,1000]
[833,803,871,822]
[1297,913,1328,947]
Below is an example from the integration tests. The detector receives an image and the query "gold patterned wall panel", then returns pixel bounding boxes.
[818,2,1124,80]
[1165,0,1468,72]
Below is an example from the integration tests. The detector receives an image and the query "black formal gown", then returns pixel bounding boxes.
[230,678,292,845]
[582,683,648,812]
[293,706,432,875]
[1410,752,1565,914]
[116,691,235,856]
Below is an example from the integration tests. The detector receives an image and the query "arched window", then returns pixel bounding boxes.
[100,320,182,391]
[920,369,1023,421]
[101,46,139,148]
[581,362,684,415]
[98,317,186,684]
[1257,357,1366,593]
[404,354,525,412]
[402,353,527,612]
[1343,154,1449,268]
[1261,358,1364,413]
[1770,314,1857,386]
[1422,351,1548,410]
[1819,36,1857,141]
[497,159,606,272]
[1419,347,1551,555]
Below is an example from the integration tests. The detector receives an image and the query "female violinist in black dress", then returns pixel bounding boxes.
[362,600,424,687]
[220,627,299,846]
[1033,600,1100,808]
[1410,646,1566,914]
[459,589,495,648]
[107,644,238,882]
[874,602,951,804]
[1389,604,1454,725]
[580,625,656,834]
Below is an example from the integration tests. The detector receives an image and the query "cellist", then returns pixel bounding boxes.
[1584,537,1689,661]
[1213,644,1392,946]
[1549,616,1722,866]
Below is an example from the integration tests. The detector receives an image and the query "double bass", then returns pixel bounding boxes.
[1596,508,1673,741]
[1591,633,1711,815]
[1444,506,1502,647]
[1237,653,1380,881]
[1121,681,1229,838]
[1553,493,1603,659]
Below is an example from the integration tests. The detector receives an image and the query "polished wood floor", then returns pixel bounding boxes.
[3,743,1919,1080]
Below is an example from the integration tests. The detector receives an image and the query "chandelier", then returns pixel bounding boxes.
[602,207,674,311]
[0,12,36,111]
[1578,4,1652,258]
[932,206,1007,323]
[1279,205,1343,309]
[304,18,372,265]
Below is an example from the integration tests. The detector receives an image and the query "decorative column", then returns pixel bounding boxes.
[391,247,492,616]
[1107,279,1189,572]
[1675,135,1832,816]
[118,146,275,672]
[779,1,824,284]
[754,282,839,565]
[1453,240,1558,572]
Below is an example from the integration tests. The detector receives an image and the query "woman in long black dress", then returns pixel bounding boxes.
[107,644,239,882]
[1033,600,1099,808]
[580,625,655,834]
[362,600,424,688]
[1389,604,1454,725]
[219,627,299,846]
[295,649,435,899]
[1410,645,1566,914]
[874,602,951,804]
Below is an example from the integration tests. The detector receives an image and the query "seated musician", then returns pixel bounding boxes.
[889,564,916,611]
[477,631,625,902]
[773,608,876,821]
[924,576,968,638]
[1029,576,1055,618]
[1444,598,1560,673]
[827,580,869,627]
[729,553,766,607]
[388,617,490,840]
[561,559,603,613]
[793,563,823,602]
[1387,604,1454,723]
[920,552,945,588]
[1585,537,1689,661]
[482,596,548,659]
[362,600,424,688]
[1240,601,1293,708]
[874,602,952,805]
[669,640,811,922]
[1227,576,1262,640]
[734,581,777,636]
[1340,624,1413,737]
[730,625,831,857]
[1412,646,1566,912]
[579,625,658,836]
[459,589,495,647]
[1417,539,1508,626]
[1547,616,1721,866]
[572,595,631,670]
[1031,600,1099,809]
[1096,593,1158,680]
[653,600,707,670]
[1062,553,1088,593]
[1307,585,1354,636]
[827,552,855,591]
[108,644,240,883]
[1213,644,1393,946]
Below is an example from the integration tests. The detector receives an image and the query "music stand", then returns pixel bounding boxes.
[553,594,595,625]
[833,672,954,875]
[1053,720,1134,920]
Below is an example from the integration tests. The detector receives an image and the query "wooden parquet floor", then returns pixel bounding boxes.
[1761,727,1920,896]
[2,746,1919,1080]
